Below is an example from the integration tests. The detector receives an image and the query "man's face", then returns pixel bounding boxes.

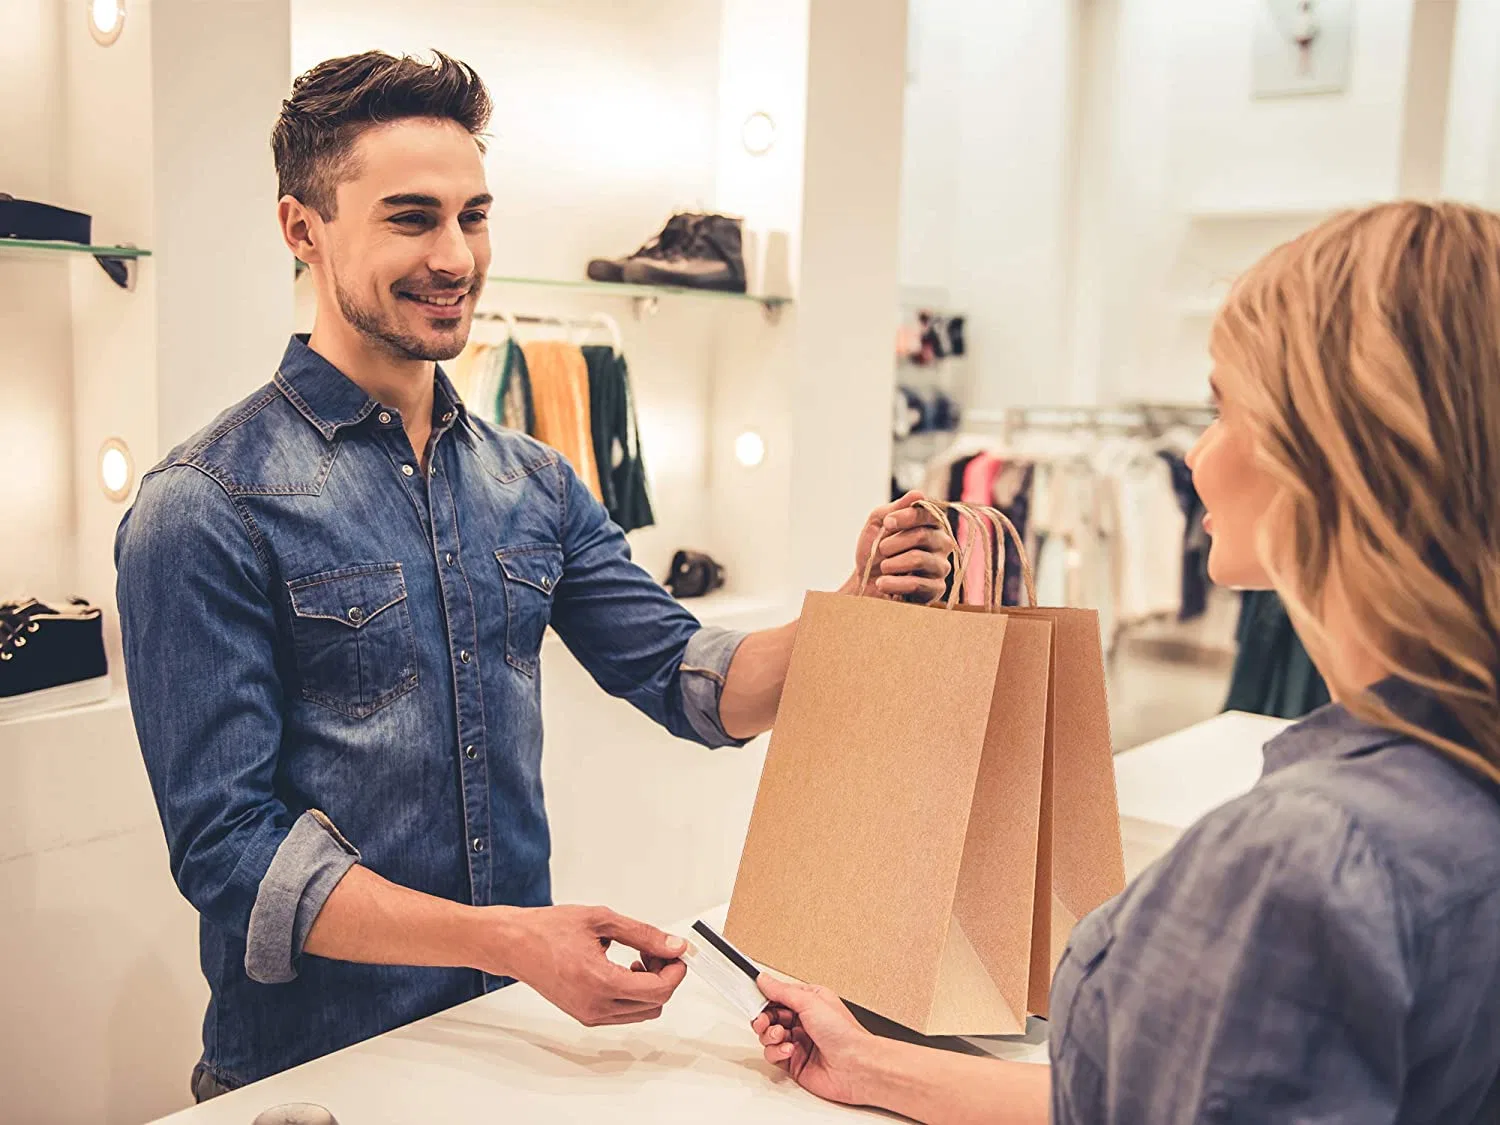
[318,117,492,362]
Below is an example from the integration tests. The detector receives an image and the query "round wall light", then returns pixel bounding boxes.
[734,430,766,468]
[99,437,134,502]
[741,111,777,156]
[88,0,126,46]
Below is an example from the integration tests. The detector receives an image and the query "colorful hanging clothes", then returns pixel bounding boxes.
[496,338,536,434]
[521,340,603,501]
[582,344,654,534]
[448,341,485,407]
[1223,590,1331,718]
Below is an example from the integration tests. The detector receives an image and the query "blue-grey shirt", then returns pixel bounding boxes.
[115,336,746,1088]
[1050,679,1500,1123]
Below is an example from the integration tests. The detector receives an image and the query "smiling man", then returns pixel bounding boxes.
[113,52,950,1100]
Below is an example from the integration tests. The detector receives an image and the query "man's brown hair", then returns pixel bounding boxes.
[272,50,492,219]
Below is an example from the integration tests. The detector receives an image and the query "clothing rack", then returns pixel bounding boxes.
[472,308,623,354]
[964,402,1215,438]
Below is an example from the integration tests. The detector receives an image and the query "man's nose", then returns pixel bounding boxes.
[427,219,475,281]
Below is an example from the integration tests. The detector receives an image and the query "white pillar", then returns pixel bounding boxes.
[790,0,909,593]
[150,0,293,452]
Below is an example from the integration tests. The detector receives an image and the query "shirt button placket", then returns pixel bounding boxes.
[429,445,488,900]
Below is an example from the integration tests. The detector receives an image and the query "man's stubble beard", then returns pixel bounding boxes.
[333,269,478,363]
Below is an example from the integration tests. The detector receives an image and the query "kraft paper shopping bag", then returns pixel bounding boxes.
[725,501,1123,1035]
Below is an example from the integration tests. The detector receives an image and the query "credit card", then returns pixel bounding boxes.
[682,920,770,1020]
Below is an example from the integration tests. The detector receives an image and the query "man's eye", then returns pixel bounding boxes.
[461,211,489,226]
[390,213,431,228]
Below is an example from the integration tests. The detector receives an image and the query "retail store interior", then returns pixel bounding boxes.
[3,0,1494,1122]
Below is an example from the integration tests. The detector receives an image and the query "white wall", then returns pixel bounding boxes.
[1442,0,1500,203]
[151,0,292,452]
[899,0,1427,409]
[1127,0,1416,403]
[0,0,79,600]
[898,0,1079,410]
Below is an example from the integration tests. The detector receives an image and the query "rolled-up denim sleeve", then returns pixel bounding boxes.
[116,464,358,985]
[546,458,749,748]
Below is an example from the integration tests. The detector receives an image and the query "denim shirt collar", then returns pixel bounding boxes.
[1262,676,1473,775]
[273,334,482,444]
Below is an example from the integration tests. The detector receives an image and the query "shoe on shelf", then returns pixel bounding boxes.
[622,213,747,293]
[587,212,697,284]
[0,597,112,722]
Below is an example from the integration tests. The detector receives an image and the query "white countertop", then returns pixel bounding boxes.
[151,711,1288,1125]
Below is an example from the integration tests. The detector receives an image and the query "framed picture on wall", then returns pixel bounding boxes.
[1252,0,1354,98]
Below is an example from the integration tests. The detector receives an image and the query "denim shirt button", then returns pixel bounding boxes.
[347,606,364,623]
[378,411,392,425]
[464,745,478,760]
[401,464,414,477]
[445,552,455,566]
[460,650,472,664]
[471,837,486,853]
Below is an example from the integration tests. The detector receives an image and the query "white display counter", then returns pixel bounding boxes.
[150,710,1292,1125]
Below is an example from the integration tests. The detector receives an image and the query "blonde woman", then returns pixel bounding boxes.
[750,201,1500,1123]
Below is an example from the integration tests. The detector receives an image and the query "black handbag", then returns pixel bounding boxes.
[665,550,725,599]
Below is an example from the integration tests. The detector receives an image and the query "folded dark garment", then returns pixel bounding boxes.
[0,194,92,245]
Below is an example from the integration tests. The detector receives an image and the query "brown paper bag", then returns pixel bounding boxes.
[724,501,1124,1036]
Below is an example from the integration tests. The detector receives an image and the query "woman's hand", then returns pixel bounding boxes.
[751,973,887,1107]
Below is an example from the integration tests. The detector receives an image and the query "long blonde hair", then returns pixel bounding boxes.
[1213,201,1500,784]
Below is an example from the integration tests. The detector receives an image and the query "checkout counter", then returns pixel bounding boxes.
[151,711,1291,1124]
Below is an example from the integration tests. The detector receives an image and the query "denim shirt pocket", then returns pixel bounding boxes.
[287,563,419,718]
[496,544,563,676]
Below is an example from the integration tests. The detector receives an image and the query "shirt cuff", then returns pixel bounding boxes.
[679,625,750,748]
[244,809,360,984]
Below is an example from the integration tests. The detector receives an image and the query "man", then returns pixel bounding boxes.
[115,51,949,1099]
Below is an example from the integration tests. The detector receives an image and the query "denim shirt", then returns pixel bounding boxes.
[115,336,746,1088]
[1050,679,1500,1123]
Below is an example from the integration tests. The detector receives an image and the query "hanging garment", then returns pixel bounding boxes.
[1223,591,1331,719]
[496,338,536,434]
[1159,450,1210,622]
[961,453,1006,605]
[521,340,603,500]
[1113,452,1186,625]
[992,461,1034,609]
[449,341,486,408]
[936,453,980,602]
[470,342,505,425]
[582,344,655,534]
[1030,463,1068,608]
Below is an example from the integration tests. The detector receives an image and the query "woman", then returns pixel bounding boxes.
[751,202,1500,1123]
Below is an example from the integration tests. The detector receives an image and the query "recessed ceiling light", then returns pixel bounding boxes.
[741,112,777,156]
[99,438,134,501]
[89,0,126,46]
[734,431,766,468]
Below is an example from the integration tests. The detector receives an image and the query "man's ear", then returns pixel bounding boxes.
[279,195,324,268]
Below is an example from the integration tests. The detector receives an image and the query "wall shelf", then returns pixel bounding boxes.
[485,274,792,323]
[1184,203,1366,223]
[0,238,151,289]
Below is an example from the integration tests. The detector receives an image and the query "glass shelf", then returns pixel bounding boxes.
[0,239,152,258]
[485,274,791,319]
[0,238,151,290]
